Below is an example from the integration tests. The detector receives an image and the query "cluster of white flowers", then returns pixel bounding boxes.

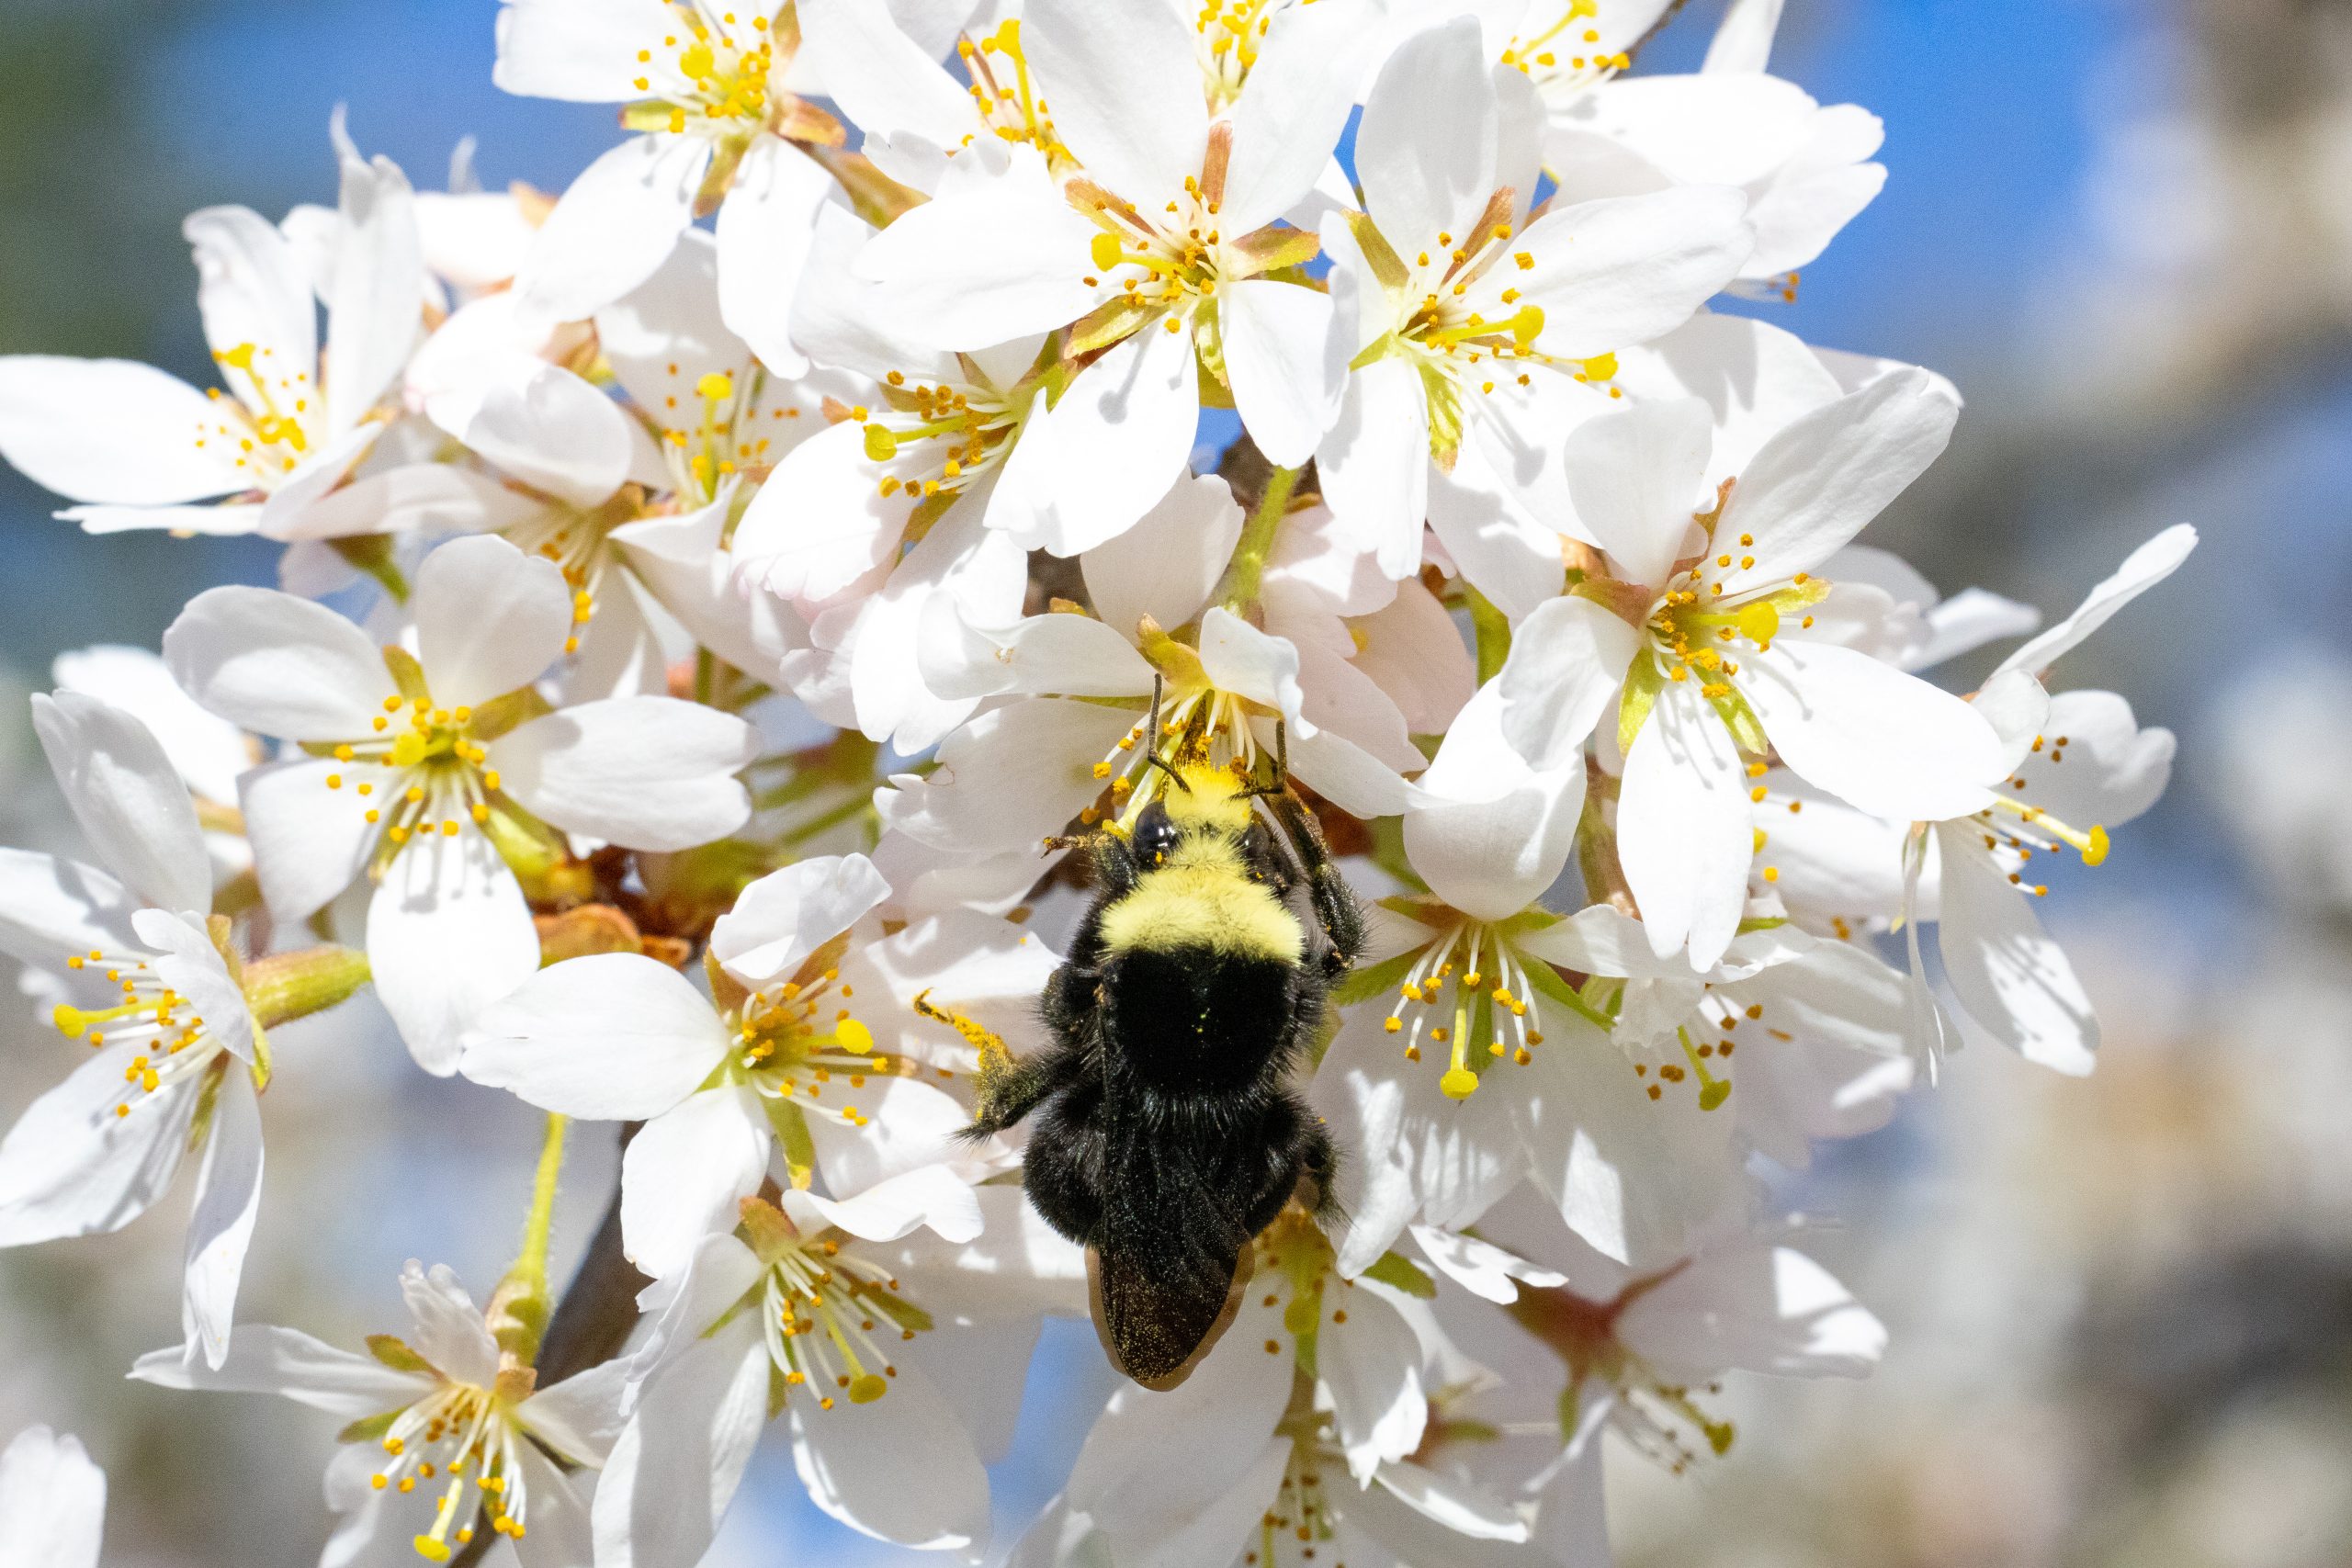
[0,1,2195,1563]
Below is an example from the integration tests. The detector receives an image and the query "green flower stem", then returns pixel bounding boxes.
[1217,464,1301,615]
[490,1112,570,1366]
[1465,583,1511,683]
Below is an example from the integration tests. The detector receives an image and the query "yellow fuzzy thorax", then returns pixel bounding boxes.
[1100,831,1304,964]
[1159,762,1254,834]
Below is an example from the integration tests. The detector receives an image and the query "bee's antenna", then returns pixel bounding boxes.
[1239,718,1290,801]
[1142,673,1190,793]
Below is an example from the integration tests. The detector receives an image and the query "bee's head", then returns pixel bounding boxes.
[1132,761,1252,866]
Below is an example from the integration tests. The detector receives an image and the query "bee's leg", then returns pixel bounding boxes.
[917,988,1077,1136]
[1263,791,1365,976]
[1241,1091,1337,1235]
[1022,1082,1109,1245]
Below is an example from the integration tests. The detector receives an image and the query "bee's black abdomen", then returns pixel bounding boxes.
[1100,943,1303,1095]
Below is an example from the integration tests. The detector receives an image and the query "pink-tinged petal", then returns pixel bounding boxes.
[1715,369,1957,594]
[516,134,707,324]
[1618,677,1752,969]
[1742,638,2003,820]
[490,697,756,850]
[163,586,397,740]
[461,953,731,1119]
[1561,397,1713,591]
[0,357,243,505]
[622,1089,773,1280]
[411,534,571,708]
[1081,473,1248,638]
[1023,0,1206,204]
[29,693,210,916]
[367,829,540,1075]
[1350,578,1474,735]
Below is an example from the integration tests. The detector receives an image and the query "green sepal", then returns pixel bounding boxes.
[1518,955,1615,1033]
[380,645,429,705]
[336,1408,404,1446]
[1363,1250,1438,1300]
[467,685,554,742]
[1341,209,1410,296]
[1616,651,1665,758]
[1227,225,1324,278]
[764,1097,819,1190]
[1331,946,1420,1008]
[1419,363,1464,467]
[367,1334,435,1375]
[1066,297,1157,358]
[1709,684,1769,759]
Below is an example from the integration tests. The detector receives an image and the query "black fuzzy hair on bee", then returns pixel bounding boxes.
[956,695,1364,1389]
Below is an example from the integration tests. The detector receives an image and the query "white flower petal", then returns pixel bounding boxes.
[30,693,210,916]
[179,1066,264,1369]
[1081,474,1249,641]
[164,586,397,740]
[714,134,835,378]
[1217,0,1371,232]
[1198,607,1310,730]
[0,849,141,968]
[797,0,974,159]
[886,697,1143,855]
[1989,523,2198,683]
[132,908,254,1063]
[1130,1439,1291,1568]
[1408,1223,1568,1303]
[710,856,894,988]
[238,756,378,922]
[491,697,756,851]
[493,0,675,100]
[1318,1286,1426,1482]
[591,1318,769,1568]
[1620,1235,1887,1379]
[0,357,243,505]
[51,644,252,806]
[788,1356,990,1551]
[463,952,730,1118]
[517,134,708,324]
[412,534,571,709]
[1368,1456,1531,1542]
[128,1325,433,1418]
[0,1427,106,1568]
[397,1259,501,1388]
[1934,826,2098,1075]
[1561,397,1714,591]
[1355,17,1497,253]
[622,1088,773,1280]
[184,204,317,381]
[1716,368,1957,595]
[1496,595,1641,771]
[1220,279,1341,467]
[1744,638,2003,820]
[1511,186,1753,357]
[1619,677,1752,969]
[424,357,631,508]
[805,1074,978,1198]
[0,1040,196,1247]
[367,829,540,1076]
[1012,316,1202,556]
[852,156,1104,349]
[1024,0,1207,205]
[324,145,424,444]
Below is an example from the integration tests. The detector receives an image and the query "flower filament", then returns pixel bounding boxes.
[737,1199,933,1411]
[1505,1266,1736,1473]
[367,1376,537,1559]
[198,342,316,486]
[856,369,1023,505]
[55,949,230,1120]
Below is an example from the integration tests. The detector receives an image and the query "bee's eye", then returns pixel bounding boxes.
[1134,805,1178,865]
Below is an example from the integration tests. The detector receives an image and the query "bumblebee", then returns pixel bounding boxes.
[956,725,1363,1389]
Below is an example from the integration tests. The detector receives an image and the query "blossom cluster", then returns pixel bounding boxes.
[0,0,2192,1563]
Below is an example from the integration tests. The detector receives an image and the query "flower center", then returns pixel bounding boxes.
[749,1224,933,1411]
[627,6,775,134]
[54,950,225,1120]
[1193,0,1283,108]
[1506,1268,1736,1472]
[1382,916,1544,1101]
[198,342,314,486]
[729,965,884,1129]
[323,689,503,853]
[955,20,1063,157]
[854,371,1023,504]
[1500,0,1631,100]
[370,1382,533,1559]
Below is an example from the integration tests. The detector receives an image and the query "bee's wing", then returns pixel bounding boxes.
[1087,1241,1253,1392]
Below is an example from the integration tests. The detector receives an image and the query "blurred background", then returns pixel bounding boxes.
[3,0,2349,1563]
